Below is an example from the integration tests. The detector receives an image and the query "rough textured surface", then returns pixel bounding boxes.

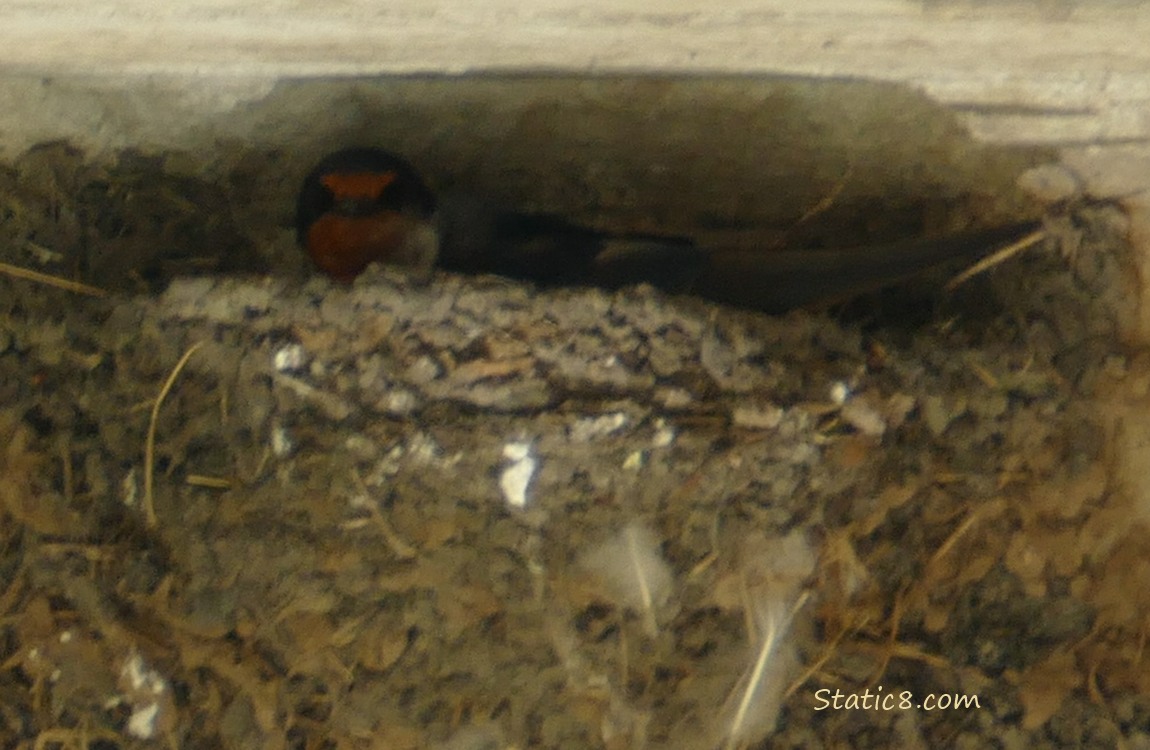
[1,162,1148,746]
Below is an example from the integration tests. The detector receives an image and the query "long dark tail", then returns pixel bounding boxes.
[689,221,1043,313]
[436,192,1041,314]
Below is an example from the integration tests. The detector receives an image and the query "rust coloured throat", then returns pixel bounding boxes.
[320,171,398,205]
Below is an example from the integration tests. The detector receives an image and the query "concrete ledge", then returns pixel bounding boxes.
[4,1,1150,148]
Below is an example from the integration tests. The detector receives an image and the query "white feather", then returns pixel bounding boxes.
[722,593,807,750]
[719,532,815,749]
[581,522,674,636]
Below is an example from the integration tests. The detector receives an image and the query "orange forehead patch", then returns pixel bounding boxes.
[320,170,398,200]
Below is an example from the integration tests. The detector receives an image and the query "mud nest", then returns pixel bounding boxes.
[0,142,1148,749]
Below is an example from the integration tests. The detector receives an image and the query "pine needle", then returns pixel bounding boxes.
[144,341,204,528]
[793,166,853,229]
[945,227,1046,290]
[0,261,108,297]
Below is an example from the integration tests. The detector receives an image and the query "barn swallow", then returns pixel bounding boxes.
[297,147,1039,311]
[296,147,437,282]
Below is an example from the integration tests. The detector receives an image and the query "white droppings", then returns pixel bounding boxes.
[569,412,628,442]
[841,400,887,437]
[407,432,443,463]
[122,467,138,508]
[651,419,676,448]
[120,651,171,740]
[500,441,537,509]
[127,702,160,739]
[384,389,419,415]
[123,651,149,691]
[503,441,531,462]
[58,630,73,644]
[271,424,293,457]
[829,381,851,405]
[273,343,306,373]
[623,450,645,470]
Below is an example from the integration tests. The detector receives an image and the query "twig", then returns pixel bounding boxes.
[0,562,26,617]
[0,260,108,297]
[929,511,981,567]
[868,589,907,684]
[350,469,418,560]
[60,440,74,503]
[945,228,1047,290]
[144,341,204,528]
[783,614,862,700]
[792,165,854,230]
[965,358,1001,389]
[846,640,951,670]
[186,474,232,489]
